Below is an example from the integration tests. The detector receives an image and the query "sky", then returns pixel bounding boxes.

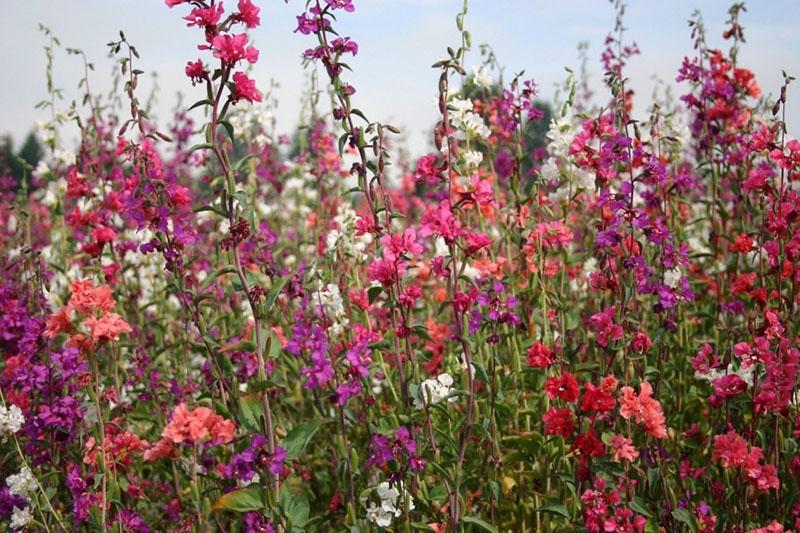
[1,0,799,156]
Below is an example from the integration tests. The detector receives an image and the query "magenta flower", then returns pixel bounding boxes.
[212,33,259,65]
[231,72,262,103]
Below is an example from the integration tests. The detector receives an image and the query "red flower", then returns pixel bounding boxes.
[545,371,579,403]
[526,342,554,368]
[212,33,259,65]
[542,407,575,438]
[185,59,208,86]
[231,72,262,103]
[581,376,617,414]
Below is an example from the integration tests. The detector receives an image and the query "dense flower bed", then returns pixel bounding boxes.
[1,0,799,531]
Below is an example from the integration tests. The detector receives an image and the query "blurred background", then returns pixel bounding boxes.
[1,0,798,170]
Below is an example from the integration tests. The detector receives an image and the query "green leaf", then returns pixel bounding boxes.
[280,420,325,460]
[189,99,211,111]
[351,108,369,122]
[232,154,257,174]
[200,267,237,292]
[463,516,498,533]
[629,497,651,518]
[671,508,695,529]
[189,142,213,152]
[535,503,570,519]
[220,120,235,144]
[367,285,383,304]
[265,277,289,313]
[238,394,264,434]
[280,490,310,528]
[211,486,266,512]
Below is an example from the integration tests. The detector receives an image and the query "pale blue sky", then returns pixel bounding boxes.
[2,1,798,154]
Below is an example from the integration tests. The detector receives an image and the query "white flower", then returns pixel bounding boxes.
[472,65,493,89]
[237,472,260,488]
[365,481,414,528]
[33,160,51,180]
[53,148,75,167]
[376,483,400,504]
[461,112,491,139]
[6,467,36,498]
[0,405,25,438]
[448,97,473,124]
[10,506,32,530]
[663,268,683,289]
[545,115,575,158]
[415,373,455,409]
[366,502,393,528]
[313,282,349,336]
[462,150,483,170]
[583,257,598,274]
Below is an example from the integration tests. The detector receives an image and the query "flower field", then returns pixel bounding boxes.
[1,0,800,531]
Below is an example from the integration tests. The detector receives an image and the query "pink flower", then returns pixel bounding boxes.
[162,403,236,446]
[609,434,639,462]
[618,381,667,438]
[84,313,132,342]
[326,0,355,12]
[235,0,261,28]
[529,220,574,249]
[419,201,462,243]
[380,228,424,262]
[588,306,624,348]
[712,374,748,399]
[68,280,116,314]
[212,33,259,65]
[183,3,223,28]
[747,521,787,533]
[143,438,177,462]
[713,430,780,492]
[231,72,262,103]
[92,226,117,244]
[463,232,493,255]
[367,257,405,287]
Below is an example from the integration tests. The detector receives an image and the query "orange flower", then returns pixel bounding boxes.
[609,434,639,462]
[162,403,235,446]
[84,313,133,342]
[43,307,72,339]
[143,437,177,462]
[618,381,667,439]
[67,280,116,314]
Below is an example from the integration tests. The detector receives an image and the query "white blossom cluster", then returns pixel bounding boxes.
[121,229,168,305]
[541,114,593,204]
[5,467,36,529]
[0,405,24,439]
[365,481,415,528]
[325,203,373,262]
[471,65,493,89]
[449,96,491,139]
[462,150,483,171]
[663,267,684,289]
[695,362,756,388]
[313,282,349,337]
[228,102,275,149]
[414,373,455,409]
